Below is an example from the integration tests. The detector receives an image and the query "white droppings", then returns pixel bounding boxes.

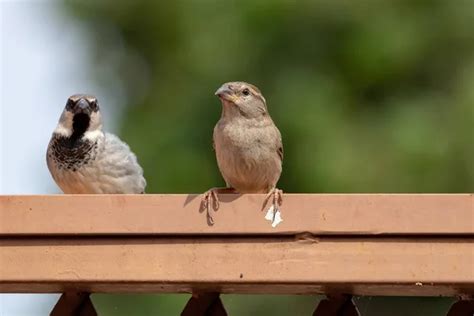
[265,205,283,228]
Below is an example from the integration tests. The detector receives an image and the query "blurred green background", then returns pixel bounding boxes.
[62,0,472,315]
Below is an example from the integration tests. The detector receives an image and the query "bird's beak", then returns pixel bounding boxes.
[74,99,91,115]
[215,85,236,103]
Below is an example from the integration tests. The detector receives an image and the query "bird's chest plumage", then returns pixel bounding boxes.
[213,119,280,193]
[47,135,103,193]
[48,136,98,171]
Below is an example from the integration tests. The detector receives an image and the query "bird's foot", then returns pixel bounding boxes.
[263,188,283,227]
[201,188,219,225]
[201,187,236,225]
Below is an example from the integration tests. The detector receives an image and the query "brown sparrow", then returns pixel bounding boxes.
[202,82,283,224]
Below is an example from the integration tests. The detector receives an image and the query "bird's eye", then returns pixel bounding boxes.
[242,88,250,96]
[66,99,74,110]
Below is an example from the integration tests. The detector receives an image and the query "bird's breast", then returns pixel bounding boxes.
[213,120,282,193]
[48,135,98,171]
[47,135,104,193]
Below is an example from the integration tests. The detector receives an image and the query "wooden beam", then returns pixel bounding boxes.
[1,237,473,296]
[50,292,97,316]
[1,194,472,297]
[0,194,472,236]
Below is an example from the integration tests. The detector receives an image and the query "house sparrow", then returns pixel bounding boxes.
[47,94,146,194]
[202,82,283,224]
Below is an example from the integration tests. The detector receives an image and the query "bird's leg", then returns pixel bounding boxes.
[263,187,283,210]
[201,187,236,225]
[263,188,283,223]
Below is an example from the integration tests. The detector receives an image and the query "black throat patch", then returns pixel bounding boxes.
[71,113,90,143]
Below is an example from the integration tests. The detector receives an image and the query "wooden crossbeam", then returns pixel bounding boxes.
[0,194,472,236]
[0,237,472,296]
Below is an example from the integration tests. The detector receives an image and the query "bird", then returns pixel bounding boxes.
[202,82,283,224]
[47,94,146,194]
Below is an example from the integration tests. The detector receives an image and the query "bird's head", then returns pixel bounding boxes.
[54,94,103,141]
[215,82,267,119]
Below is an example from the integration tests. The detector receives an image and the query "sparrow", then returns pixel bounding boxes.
[202,82,283,224]
[47,94,146,194]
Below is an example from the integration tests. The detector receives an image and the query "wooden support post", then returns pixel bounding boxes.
[181,293,227,316]
[313,295,360,316]
[446,296,474,316]
[50,292,97,316]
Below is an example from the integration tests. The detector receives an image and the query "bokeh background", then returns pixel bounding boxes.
[1,0,473,315]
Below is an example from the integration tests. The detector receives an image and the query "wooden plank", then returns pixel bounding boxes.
[0,194,472,236]
[1,237,473,296]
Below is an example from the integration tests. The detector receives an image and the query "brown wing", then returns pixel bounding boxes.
[276,126,283,162]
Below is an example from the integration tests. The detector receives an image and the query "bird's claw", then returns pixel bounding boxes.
[201,189,220,225]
